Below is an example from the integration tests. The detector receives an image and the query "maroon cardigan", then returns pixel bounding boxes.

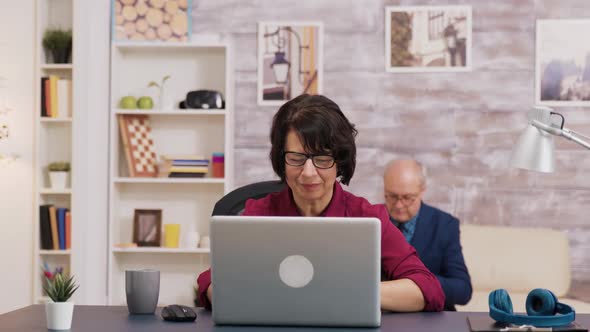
[197,182,445,311]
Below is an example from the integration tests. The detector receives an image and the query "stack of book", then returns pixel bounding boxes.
[39,205,71,250]
[158,155,210,178]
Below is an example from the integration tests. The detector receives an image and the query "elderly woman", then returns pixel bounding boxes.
[197,94,445,312]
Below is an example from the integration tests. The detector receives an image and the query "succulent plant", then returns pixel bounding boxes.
[48,161,71,172]
[43,273,79,303]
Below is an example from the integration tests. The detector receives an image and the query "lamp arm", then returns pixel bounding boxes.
[531,120,590,150]
[561,128,590,150]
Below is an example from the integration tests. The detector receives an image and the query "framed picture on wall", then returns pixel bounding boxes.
[536,19,590,106]
[133,209,162,247]
[111,0,192,42]
[385,6,472,73]
[257,22,323,106]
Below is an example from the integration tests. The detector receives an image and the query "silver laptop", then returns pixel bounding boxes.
[210,216,381,327]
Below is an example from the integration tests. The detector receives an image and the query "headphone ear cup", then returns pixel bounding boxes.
[526,288,557,316]
[491,289,513,315]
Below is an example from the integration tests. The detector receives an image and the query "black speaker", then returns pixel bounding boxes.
[180,90,225,109]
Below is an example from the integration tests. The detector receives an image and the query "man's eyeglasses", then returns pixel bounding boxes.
[284,151,335,169]
[384,192,421,206]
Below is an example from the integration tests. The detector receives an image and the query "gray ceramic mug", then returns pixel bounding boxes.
[125,269,160,314]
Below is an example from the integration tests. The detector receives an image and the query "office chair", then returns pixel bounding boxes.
[211,180,286,216]
[195,180,286,307]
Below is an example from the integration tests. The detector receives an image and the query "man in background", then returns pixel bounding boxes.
[383,159,472,311]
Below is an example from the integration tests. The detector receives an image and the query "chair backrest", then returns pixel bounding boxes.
[211,180,286,216]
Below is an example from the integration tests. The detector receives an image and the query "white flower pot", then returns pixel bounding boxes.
[45,302,74,330]
[49,171,69,189]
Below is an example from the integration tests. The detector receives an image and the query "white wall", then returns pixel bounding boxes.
[0,0,35,314]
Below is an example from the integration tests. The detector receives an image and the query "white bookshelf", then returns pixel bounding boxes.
[33,0,75,305]
[40,250,71,256]
[40,64,73,70]
[113,108,226,116]
[113,177,225,184]
[107,40,234,307]
[40,117,72,123]
[40,188,72,195]
[112,248,210,254]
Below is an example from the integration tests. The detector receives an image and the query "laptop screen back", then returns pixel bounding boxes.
[210,216,381,327]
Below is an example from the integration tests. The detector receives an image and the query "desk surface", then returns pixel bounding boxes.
[1,305,589,332]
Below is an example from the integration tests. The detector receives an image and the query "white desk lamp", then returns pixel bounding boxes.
[511,106,590,173]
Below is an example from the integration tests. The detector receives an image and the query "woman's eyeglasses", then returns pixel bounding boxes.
[284,151,335,169]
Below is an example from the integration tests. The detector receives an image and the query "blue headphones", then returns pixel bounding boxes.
[489,288,575,327]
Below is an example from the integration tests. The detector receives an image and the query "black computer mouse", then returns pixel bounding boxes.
[161,304,197,322]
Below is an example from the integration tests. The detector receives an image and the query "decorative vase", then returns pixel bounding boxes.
[159,88,174,111]
[45,302,74,330]
[49,171,69,189]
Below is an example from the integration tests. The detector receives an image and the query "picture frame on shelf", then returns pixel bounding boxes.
[536,19,590,106]
[132,209,162,247]
[385,5,472,73]
[257,21,323,106]
[111,0,193,42]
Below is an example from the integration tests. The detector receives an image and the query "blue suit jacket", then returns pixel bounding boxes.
[409,202,472,311]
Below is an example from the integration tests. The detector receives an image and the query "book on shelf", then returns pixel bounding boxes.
[168,172,207,178]
[158,155,210,178]
[56,78,72,118]
[49,76,58,118]
[57,208,67,250]
[65,211,71,249]
[41,77,48,117]
[43,78,51,117]
[160,154,208,161]
[39,205,52,250]
[49,206,58,250]
[40,76,72,118]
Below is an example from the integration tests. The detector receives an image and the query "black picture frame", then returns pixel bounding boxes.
[132,209,162,247]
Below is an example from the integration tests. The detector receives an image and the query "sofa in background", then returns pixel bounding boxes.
[456,224,590,313]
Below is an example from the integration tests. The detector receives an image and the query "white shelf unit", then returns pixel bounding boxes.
[33,0,75,304]
[112,248,210,254]
[108,41,233,307]
[40,188,72,195]
[113,177,225,184]
[40,250,71,256]
[40,117,73,123]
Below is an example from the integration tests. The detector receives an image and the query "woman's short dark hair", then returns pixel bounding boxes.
[269,94,358,185]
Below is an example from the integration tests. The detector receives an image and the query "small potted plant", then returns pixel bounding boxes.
[42,28,73,64]
[48,161,70,189]
[148,75,171,110]
[44,273,79,330]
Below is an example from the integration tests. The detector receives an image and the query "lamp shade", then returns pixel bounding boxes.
[510,124,555,173]
[271,51,290,84]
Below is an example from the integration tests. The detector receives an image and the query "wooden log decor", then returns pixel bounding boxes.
[113,0,190,42]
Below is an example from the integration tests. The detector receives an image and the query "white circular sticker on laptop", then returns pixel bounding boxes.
[279,255,314,288]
